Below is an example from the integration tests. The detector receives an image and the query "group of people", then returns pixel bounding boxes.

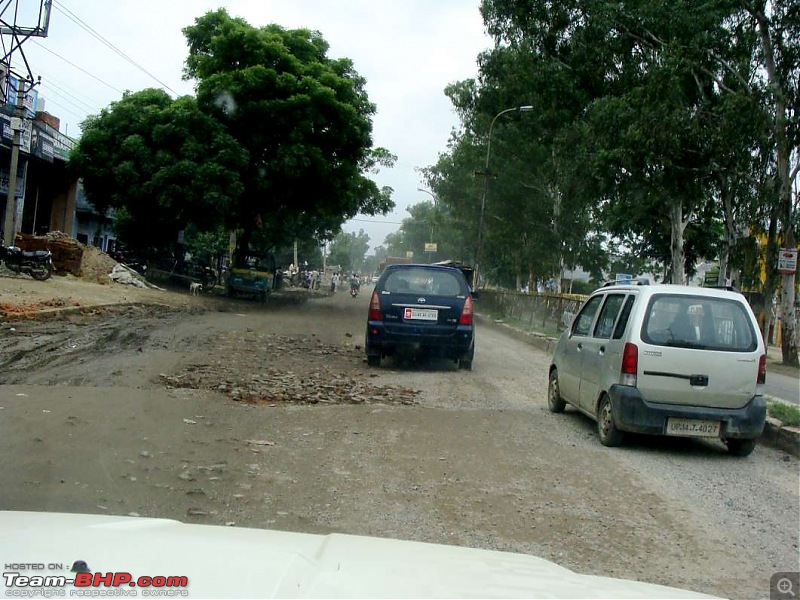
[330,272,361,293]
[279,263,369,293]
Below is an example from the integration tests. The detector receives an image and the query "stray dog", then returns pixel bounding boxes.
[189,282,202,296]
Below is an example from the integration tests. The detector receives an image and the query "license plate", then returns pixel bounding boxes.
[404,307,438,321]
[666,418,720,438]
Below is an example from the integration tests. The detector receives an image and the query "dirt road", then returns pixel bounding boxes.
[1,288,798,599]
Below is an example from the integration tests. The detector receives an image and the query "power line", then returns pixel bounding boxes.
[35,96,84,121]
[350,217,405,225]
[32,40,123,94]
[27,62,107,109]
[53,0,179,96]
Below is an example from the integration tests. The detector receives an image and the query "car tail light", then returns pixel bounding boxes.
[757,354,766,385]
[368,291,382,321]
[620,342,638,386]
[459,295,473,325]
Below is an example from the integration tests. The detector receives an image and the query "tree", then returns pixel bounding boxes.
[476,0,798,364]
[328,229,370,273]
[744,0,799,366]
[69,89,247,252]
[182,10,395,259]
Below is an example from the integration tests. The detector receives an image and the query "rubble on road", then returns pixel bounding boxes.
[108,263,163,290]
[158,332,421,406]
[14,231,119,282]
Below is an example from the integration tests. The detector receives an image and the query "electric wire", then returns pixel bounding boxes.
[52,0,179,96]
[31,40,123,94]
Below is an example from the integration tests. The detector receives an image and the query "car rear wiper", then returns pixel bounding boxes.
[663,340,708,350]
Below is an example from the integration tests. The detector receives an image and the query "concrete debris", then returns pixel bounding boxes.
[108,263,163,290]
[158,333,420,406]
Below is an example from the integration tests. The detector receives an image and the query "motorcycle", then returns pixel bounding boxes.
[0,240,53,280]
[350,280,360,298]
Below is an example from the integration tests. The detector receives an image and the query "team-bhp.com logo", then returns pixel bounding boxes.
[4,562,189,597]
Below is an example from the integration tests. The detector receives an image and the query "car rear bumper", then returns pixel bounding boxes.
[366,321,473,357]
[608,385,766,439]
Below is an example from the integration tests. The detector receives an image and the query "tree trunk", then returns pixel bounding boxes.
[718,181,735,287]
[669,198,687,285]
[754,2,798,366]
[761,207,778,347]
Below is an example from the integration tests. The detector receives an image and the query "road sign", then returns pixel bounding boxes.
[424,243,437,252]
[777,248,798,275]
[406,251,414,259]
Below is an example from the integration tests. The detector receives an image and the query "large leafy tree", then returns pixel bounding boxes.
[69,89,247,252]
[182,10,395,259]
[327,229,370,273]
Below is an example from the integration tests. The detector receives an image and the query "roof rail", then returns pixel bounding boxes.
[601,277,650,288]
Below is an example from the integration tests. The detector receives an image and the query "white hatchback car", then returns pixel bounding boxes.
[548,282,767,456]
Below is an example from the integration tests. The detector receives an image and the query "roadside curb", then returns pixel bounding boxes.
[476,313,559,355]
[762,418,800,457]
[477,313,800,458]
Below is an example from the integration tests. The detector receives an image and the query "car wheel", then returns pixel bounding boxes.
[726,438,757,457]
[597,395,623,447]
[547,370,566,413]
[458,357,472,371]
[367,354,381,367]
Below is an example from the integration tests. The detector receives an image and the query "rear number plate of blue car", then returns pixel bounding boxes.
[666,418,720,437]
[404,308,438,321]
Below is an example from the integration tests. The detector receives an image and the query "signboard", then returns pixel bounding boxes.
[52,130,75,161]
[0,162,27,198]
[30,125,55,162]
[6,75,38,118]
[424,243,437,252]
[1,115,32,153]
[405,251,414,259]
[615,273,633,283]
[777,248,798,275]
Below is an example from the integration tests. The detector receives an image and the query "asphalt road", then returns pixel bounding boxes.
[0,289,798,600]
[766,370,800,405]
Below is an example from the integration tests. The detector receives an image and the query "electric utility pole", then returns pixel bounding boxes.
[0,0,51,245]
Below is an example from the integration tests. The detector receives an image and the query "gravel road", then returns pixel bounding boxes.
[0,288,797,599]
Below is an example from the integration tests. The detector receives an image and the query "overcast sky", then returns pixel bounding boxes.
[8,0,492,252]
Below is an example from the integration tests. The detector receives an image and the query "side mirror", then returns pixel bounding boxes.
[471,290,480,300]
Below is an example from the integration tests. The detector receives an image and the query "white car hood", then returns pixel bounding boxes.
[0,511,719,599]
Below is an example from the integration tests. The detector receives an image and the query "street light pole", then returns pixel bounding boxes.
[474,105,533,289]
[417,187,438,248]
[3,80,28,247]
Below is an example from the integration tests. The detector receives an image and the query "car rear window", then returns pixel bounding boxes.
[641,294,758,352]
[383,268,464,296]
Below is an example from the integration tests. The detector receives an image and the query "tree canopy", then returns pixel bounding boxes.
[70,10,395,262]
[182,9,395,256]
[70,89,246,251]
[420,0,798,363]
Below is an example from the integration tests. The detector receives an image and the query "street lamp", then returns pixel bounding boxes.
[474,105,533,288]
[417,188,438,251]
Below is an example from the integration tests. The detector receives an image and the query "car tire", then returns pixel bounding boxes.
[458,357,472,371]
[726,438,757,457]
[597,395,623,447]
[367,354,381,367]
[547,370,566,413]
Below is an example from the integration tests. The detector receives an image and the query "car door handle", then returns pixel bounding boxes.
[577,343,583,351]
[599,345,605,354]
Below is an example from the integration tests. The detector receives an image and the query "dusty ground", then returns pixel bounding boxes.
[0,274,798,599]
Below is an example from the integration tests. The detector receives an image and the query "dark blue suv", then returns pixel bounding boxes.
[365,264,476,370]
